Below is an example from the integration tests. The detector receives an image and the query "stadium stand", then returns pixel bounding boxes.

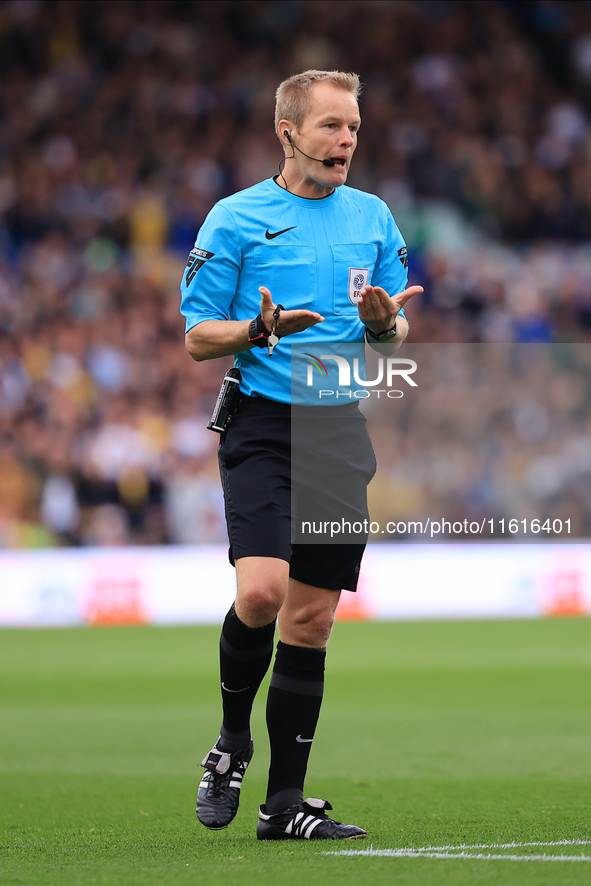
[1,0,591,547]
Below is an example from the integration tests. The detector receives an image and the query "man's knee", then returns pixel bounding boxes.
[235,557,289,627]
[284,600,337,647]
[236,585,284,625]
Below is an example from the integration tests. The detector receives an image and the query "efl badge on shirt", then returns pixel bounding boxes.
[348,267,369,305]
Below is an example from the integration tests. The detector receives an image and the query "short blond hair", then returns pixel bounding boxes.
[275,70,361,140]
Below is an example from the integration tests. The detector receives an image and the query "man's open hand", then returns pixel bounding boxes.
[358,284,423,335]
[259,286,324,336]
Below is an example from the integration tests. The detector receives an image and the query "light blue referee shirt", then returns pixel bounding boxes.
[180,177,408,404]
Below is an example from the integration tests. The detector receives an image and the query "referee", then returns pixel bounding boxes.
[181,70,421,841]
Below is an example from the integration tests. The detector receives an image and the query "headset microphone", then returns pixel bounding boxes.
[284,131,336,167]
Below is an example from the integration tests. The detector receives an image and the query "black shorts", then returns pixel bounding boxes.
[218,396,376,592]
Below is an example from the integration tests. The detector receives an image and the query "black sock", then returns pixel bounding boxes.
[265,641,326,814]
[218,604,276,751]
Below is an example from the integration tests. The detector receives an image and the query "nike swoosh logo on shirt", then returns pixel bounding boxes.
[296,734,313,743]
[221,683,250,693]
[265,226,297,240]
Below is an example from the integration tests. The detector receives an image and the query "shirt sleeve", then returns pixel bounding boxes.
[372,202,409,321]
[180,203,242,333]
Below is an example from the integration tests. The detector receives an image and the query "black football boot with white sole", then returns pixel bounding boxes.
[257,797,367,840]
[196,739,254,829]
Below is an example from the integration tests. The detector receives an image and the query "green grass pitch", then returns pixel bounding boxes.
[1,618,591,885]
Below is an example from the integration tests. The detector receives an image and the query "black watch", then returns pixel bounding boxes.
[366,322,397,342]
[248,314,270,347]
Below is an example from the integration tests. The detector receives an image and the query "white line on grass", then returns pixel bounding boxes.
[370,840,591,852]
[326,850,591,863]
[324,840,591,863]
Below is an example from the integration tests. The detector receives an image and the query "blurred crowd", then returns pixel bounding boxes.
[1,0,591,547]
[366,344,591,539]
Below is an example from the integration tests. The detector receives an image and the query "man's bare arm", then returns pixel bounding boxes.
[185,287,325,362]
[185,319,252,362]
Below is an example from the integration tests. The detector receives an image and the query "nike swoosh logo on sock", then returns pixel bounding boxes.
[221,683,250,693]
[296,734,313,743]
